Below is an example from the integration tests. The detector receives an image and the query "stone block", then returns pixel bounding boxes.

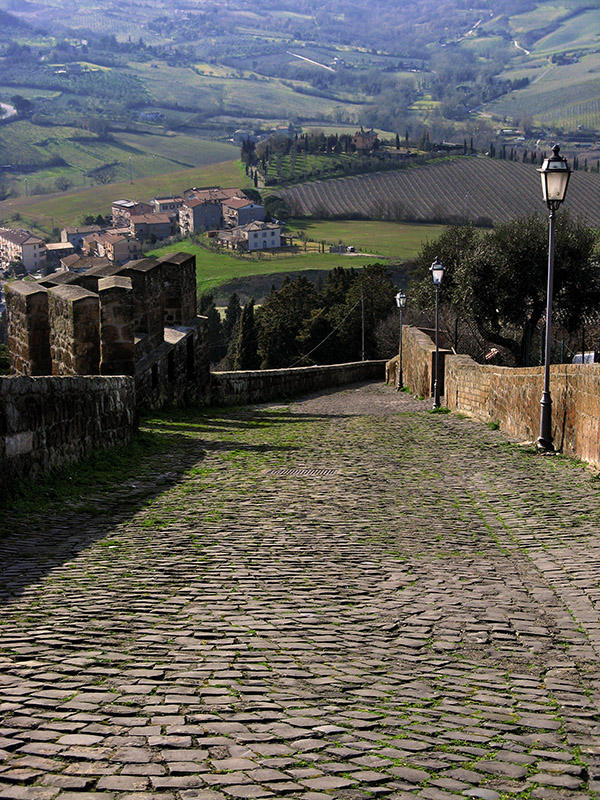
[117,258,164,351]
[48,285,100,375]
[5,281,51,376]
[158,252,197,326]
[98,276,135,376]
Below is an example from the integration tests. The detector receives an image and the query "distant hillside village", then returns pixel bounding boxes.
[0,186,286,279]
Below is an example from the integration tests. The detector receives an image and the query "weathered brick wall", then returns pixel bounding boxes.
[389,326,451,399]
[0,375,136,487]
[445,356,600,468]
[211,360,387,406]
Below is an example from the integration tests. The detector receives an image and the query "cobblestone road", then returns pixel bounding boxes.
[2,382,600,800]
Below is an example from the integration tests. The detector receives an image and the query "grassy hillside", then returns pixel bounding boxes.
[0,160,247,236]
[286,220,446,258]
[148,239,382,296]
[479,2,600,129]
[491,52,600,131]
[0,120,239,198]
[279,156,600,225]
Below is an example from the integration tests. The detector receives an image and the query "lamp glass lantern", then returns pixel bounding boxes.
[430,258,445,286]
[395,290,406,309]
[538,144,571,208]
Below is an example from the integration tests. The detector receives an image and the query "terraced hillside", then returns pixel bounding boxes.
[279,156,600,225]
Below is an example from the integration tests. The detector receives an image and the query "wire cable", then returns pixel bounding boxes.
[288,298,361,368]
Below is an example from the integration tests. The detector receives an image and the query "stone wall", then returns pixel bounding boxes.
[6,282,51,376]
[0,375,136,487]
[387,326,451,399]
[136,317,211,411]
[445,355,600,468]
[211,360,387,406]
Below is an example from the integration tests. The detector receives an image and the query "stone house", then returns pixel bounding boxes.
[45,242,75,269]
[0,228,46,272]
[352,128,378,155]
[219,221,282,251]
[222,197,265,228]
[60,225,102,250]
[179,197,223,235]
[129,213,173,242]
[111,199,153,228]
[83,232,142,264]
[151,196,183,214]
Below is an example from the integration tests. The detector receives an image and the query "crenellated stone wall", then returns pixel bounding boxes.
[48,284,101,375]
[0,375,136,487]
[6,282,51,376]
[211,360,387,406]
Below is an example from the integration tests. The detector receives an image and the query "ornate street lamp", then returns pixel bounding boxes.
[395,290,406,391]
[430,258,445,408]
[537,144,571,451]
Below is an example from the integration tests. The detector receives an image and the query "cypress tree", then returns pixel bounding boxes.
[223,292,242,347]
[233,300,259,370]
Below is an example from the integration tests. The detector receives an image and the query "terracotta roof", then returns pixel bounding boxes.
[0,227,45,245]
[61,253,82,268]
[62,225,101,235]
[184,197,221,209]
[223,197,257,209]
[130,213,171,224]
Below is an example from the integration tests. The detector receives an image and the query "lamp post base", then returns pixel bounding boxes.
[537,390,554,452]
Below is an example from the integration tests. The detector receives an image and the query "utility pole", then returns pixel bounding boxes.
[361,279,365,361]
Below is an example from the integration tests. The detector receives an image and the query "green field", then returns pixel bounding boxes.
[0,119,241,198]
[0,160,248,235]
[149,220,442,294]
[489,52,600,130]
[148,238,383,295]
[286,219,446,258]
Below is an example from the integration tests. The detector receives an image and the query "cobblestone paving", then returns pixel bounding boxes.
[2,382,600,800]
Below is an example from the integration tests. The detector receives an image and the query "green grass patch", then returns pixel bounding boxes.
[0,430,170,517]
[285,219,447,259]
[148,237,387,295]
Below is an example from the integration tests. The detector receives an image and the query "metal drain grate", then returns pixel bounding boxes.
[263,467,340,477]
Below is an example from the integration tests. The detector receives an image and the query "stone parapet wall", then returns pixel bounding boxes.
[0,375,136,487]
[445,355,600,468]
[389,326,451,399]
[211,360,387,406]
[136,316,211,411]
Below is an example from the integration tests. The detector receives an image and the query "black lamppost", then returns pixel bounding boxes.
[395,290,406,391]
[537,144,571,451]
[430,258,445,408]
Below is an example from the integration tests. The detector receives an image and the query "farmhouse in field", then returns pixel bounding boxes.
[218,221,282,251]
[353,128,379,156]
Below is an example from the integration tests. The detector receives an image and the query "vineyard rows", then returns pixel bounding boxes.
[279,157,600,225]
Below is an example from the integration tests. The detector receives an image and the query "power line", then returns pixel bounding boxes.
[289,299,361,368]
